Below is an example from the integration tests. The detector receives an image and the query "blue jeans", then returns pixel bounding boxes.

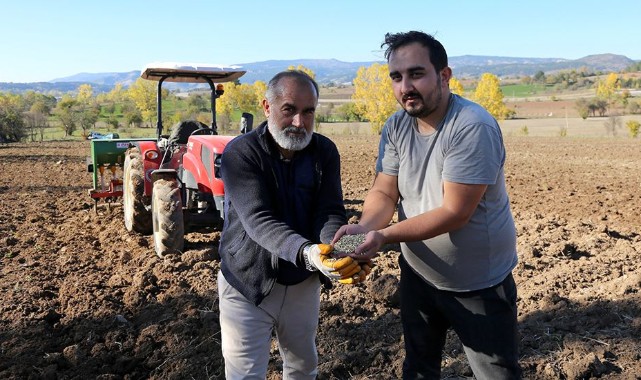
[399,256,521,380]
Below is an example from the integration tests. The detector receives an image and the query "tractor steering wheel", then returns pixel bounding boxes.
[191,127,217,136]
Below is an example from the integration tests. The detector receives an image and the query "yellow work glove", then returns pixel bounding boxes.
[338,260,374,284]
[302,243,360,281]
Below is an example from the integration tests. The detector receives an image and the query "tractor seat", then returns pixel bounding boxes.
[168,120,209,145]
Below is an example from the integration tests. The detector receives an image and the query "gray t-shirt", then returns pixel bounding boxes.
[377,94,517,291]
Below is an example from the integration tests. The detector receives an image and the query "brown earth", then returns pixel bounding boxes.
[1,132,641,379]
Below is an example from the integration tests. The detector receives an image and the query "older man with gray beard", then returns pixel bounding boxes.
[217,70,362,379]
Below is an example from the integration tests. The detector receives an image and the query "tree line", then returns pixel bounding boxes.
[1,64,640,142]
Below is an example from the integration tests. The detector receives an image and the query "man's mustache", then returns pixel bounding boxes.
[402,92,421,101]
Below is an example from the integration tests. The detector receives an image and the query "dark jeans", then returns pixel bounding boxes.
[399,255,521,380]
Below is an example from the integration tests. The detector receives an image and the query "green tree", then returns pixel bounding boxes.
[0,93,27,142]
[533,71,546,83]
[352,63,397,134]
[75,84,100,135]
[78,104,100,135]
[54,95,79,137]
[188,93,209,113]
[106,115,120,129]
[575,98,590,119]
[23,91,56,114]
[24,110,49,142]
[124,111,143,129]
[99,83,127,121]
[336,102,363,122]
[26,100,51,141]
[473,73,512,120]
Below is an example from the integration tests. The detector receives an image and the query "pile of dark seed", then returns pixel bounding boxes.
[333,233,366,253]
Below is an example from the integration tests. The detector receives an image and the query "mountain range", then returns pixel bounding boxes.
[1,54,637,94]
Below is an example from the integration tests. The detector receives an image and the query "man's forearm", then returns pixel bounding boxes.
[377,206,461,245]
[358,190,397,231]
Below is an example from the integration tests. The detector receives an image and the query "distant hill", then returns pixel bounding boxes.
[50,71,140,87]
[236,58,390,85]
[0,81,115,94]
[1,54,637,95]
[449,54,636,77]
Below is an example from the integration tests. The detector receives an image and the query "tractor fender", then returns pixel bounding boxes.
[182,136,232,197]
[181,152,209,193]
[130,140,162,196]
[181,169,198,191]
[151,168,178,183]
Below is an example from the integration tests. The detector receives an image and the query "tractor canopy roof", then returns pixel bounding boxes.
[141,62,246,83]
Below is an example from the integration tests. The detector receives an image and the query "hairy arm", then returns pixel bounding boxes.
[380,181,486,243]
[359,172,400,230]
[352,180,487,258]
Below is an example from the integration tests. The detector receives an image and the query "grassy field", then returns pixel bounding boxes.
[499,83,549,97]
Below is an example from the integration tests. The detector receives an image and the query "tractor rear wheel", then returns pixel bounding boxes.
[123,147,152,234]
[151,178,184,257]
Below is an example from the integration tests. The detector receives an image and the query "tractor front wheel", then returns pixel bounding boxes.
[123,147,152,234]
[151,178,184,257]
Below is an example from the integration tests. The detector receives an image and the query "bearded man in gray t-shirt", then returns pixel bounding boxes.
[333,31,521,379]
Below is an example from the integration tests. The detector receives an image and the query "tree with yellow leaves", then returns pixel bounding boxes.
[352,63,398,134]
[76,84,94,103]
[253,81,267,104]
[596,72,619,100]
[287,65,315,79]
[473,73,511,120]
[70,84,101,136]
[449,77,464,96]
[127,77,160,127]
[217,81,265,129]
[252,80,267,124]
[106,83,127,104]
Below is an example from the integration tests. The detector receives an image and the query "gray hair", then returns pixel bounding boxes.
[265,70,319,103]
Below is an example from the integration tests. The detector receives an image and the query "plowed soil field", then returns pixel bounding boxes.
[1,133,640,379]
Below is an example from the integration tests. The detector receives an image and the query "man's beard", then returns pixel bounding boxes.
[402,78,443,118]
[268,122,312,151]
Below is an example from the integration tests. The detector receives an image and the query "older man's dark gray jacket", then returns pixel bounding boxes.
[219,121,347,305]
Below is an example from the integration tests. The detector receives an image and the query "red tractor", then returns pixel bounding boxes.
[120,63,250,257]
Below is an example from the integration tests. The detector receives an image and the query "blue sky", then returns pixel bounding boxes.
[2,0,640,83]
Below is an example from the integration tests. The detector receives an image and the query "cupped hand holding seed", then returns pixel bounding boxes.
[332,224,368,246]
[332,226,382,261]
[331,232,376,284]
[349,230,384,261]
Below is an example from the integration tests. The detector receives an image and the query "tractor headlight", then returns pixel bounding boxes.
[145,151,159,160]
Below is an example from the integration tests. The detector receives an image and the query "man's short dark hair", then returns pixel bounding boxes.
[266,70,319,103]
[382,31,448,72]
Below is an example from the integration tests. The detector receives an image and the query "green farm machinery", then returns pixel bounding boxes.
[87,137,154,210]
